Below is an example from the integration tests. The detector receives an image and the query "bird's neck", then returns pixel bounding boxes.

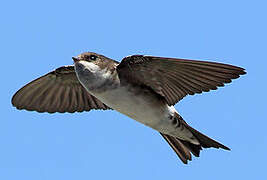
[75,61,120,93]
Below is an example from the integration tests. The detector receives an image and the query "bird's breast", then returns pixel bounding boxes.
[91,84,169,128]
[89,84,195,141]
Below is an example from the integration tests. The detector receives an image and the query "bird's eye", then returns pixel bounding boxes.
[88,55,97,61]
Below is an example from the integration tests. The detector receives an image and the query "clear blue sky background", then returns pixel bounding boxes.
[1,0,266,179]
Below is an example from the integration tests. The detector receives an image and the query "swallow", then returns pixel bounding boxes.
[12,52,246,164]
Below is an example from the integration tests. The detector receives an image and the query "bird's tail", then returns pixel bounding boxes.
[160,114,230,164]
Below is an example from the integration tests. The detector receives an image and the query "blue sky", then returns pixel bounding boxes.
[1,0,266,179]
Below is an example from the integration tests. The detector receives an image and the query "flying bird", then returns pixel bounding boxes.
[12,52,246,164]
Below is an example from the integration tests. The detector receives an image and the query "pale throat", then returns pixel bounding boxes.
[74,61,118,92]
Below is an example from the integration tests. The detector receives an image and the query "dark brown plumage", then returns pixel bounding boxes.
[12,53,246,164]
[117,55,246,105]
[161,113,230,164]
[12,66,110,113]
[115,55,245,164]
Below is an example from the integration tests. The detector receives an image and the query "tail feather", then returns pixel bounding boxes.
[179,139,202,157]
[160,114,230,164]
[185,124,230,150]
[161,133,191,164]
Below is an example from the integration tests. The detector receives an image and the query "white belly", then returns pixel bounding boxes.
[88,86,196,143]
[91,86,196,143]
[74,61,196,142]
[92,86,169,129]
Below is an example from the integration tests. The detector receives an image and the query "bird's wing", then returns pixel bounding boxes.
[117,55,246,105]
[12,65,111,113]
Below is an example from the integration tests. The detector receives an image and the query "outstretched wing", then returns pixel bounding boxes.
[12,65,111,113]
[117,55,246,105]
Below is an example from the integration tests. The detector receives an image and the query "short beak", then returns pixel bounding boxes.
[72,56,80,63]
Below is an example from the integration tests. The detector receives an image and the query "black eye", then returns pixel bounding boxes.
[89,55,97,60]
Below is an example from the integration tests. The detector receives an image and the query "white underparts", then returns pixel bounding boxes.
[74,61,112,90]
[74,61,199,144]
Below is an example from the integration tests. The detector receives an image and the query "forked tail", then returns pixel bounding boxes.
[161,114,230,164]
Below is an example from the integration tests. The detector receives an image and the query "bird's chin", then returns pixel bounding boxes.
[74,61,83,71]
[74,61,96,79]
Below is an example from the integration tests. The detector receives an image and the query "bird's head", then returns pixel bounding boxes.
[72,52,119,92]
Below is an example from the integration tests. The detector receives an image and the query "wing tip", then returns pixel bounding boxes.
[219,144,231,151]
